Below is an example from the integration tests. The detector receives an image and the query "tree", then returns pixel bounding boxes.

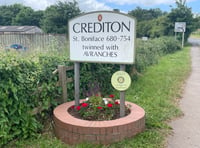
[0,4,43,27]
[31,11,44,27]
[193,16,200,31]
[41,0,81,34]
[165,0,196,40]
[149,16,167,38]
[12,7,36,25]
[0,4,23,25]
[128,7,167,38]
[128,7,165,22]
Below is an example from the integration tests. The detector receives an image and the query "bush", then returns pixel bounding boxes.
[0,36,181,146]
[0,52,68,146]
[135,37,181,72]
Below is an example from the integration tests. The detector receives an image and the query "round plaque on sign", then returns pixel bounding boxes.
[111,71,131,91]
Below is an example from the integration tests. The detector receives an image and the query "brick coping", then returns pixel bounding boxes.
[53,100,145,144]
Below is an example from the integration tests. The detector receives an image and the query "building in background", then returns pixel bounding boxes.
[0,26,43,34]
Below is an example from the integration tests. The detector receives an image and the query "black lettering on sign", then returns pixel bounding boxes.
[73,21,131,33]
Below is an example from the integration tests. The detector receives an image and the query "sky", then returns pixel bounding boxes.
[0,0,199,14]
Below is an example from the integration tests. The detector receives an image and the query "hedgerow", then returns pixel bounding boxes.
[135,37,181,72]
[0,36,181,146]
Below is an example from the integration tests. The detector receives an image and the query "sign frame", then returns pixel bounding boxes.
[174,22,186,48]
[174,22,186,33]
[69,11,136,64]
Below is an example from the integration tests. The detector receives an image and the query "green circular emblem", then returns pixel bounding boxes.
[111,71,131,91]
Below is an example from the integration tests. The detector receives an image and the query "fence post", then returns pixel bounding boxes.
[58,65,67,103]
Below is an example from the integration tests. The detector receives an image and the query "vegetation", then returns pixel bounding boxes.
[5,45,191,148]
[0,37,181,146]
[0,4,43,27]
[191,29,200,38]
[165,0,196,41]
[0,52,69,146]
[128,0,198,40]
[128,7,167,38]
[0,0,199,39]
[0,1,81,34]
[41,1,81,33]
[68,94,130,121]
[0,0,196,146]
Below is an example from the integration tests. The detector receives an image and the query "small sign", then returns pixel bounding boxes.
[69,11,136,64]
[111,71,131,91]
[175,22,186,32]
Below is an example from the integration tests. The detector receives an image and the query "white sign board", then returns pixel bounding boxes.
[69,11,136,64]
[174,22,186,32]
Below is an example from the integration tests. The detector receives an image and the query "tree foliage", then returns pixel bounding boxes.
[0,1,81,34]
[129,7,167,38]
[0,0,198,38]
[0,4,24,25]
[0,4,43,27]
[128,7,166,22]
[165,0,196,40]
[41,1,81,33]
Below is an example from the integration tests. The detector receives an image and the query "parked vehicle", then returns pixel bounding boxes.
[5,44,27,51]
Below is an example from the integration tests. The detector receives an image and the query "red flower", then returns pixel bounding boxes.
[115,101,119,105]
[95,94,102,97]
[109,94,115,98]
[81,103,88,107]
[107,103,113,107]
[97,106,103,110]
[76,106,81,111]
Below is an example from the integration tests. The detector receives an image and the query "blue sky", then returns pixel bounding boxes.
[0,0,199,13]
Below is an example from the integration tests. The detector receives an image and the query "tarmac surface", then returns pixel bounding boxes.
[167,38,200,148]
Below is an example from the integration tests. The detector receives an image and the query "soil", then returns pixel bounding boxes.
[68,106,130,121]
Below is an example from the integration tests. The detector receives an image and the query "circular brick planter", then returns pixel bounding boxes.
[53,100,145,145]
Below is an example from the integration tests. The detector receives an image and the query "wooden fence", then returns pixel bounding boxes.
[0,33,68,52]
[31,65,74,115]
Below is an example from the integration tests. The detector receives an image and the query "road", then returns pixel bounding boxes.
[167,38,200,148]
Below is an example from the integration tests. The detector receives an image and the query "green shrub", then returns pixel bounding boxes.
[135,37,181,72]
[0,36,181,146]
[0,52,67,146]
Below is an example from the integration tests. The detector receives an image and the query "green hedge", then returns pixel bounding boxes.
[0,36,181,146]
[135,37,181,72]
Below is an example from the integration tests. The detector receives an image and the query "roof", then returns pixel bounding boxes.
[0,26,43,33]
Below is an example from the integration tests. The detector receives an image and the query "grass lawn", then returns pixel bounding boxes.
[7,47,191,148]
[190,32,200,39]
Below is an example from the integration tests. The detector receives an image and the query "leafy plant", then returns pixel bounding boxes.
[0,36,182,146]
[0,52,67,146]
[69,94,130,121]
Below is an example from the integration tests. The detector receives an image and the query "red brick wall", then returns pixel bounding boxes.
[53,100,145,145]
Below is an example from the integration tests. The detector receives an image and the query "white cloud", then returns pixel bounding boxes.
[20,0,112,12]
[23,0,53,10]
[78,0,112,12]
[105,0,174,6]
[104,0,197,6]
[0,0,197,12]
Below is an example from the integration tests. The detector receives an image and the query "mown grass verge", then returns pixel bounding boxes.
[190,34,200,39]
[6,47,191,148]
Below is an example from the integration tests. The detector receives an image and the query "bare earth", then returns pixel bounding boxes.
[167,39,200,148]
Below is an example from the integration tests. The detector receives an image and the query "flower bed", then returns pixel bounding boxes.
[68,95,131,121]
[53,100,145,145]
